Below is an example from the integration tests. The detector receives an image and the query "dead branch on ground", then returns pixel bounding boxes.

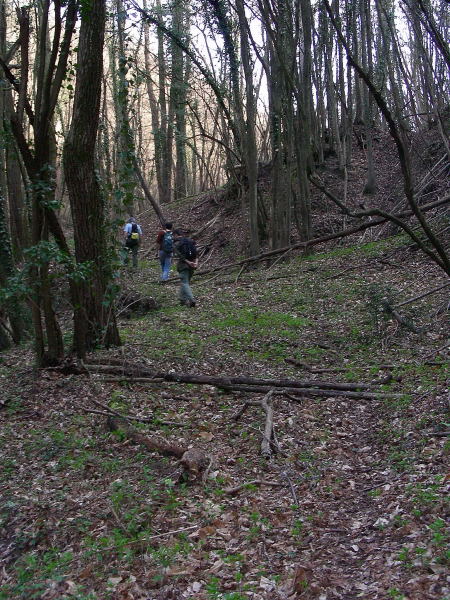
[107,417,211,481]
[107,416,186,458]
[80,363,406,400]
[230,391,276,457]
[260,390,275,458]
[393,282,450,308]
[284,358,445,372]
[184,196,450,281]
[224,479,284,496]
[220,384,403,400]
[381,300,423,334]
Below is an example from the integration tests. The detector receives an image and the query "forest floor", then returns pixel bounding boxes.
[0,230,449,600]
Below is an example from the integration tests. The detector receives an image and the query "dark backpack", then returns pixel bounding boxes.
[126,223,140,247]
[161,231,174,253]
[178,237,197,261]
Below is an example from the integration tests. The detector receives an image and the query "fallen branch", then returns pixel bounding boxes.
[85,364,155,378]
[94,377,164,385]
[324,265,358,280]
[134,158,165,226]
[231,400,262,421]
[107,416,186,458]
[280,470,299,507]
[95,525,200,552]
[183,196,450,280]
[82,364,406,399]
[393,282,450,308]
[221,384,404,400]
[159,372,388,392]
[235,263,247,283]
[224,479,284,496]
[427,430,450,437]
[382,300,423,334]
[284,359,445,372]
[260,390,275,458]
[192,210,223,238]
[107,417,211,481]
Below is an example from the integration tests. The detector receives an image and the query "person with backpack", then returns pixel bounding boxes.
[123,217,142,268]
[174,230,198,307]
[156,222,174,281]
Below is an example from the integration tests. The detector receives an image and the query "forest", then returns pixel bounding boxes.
[0,0,449,598]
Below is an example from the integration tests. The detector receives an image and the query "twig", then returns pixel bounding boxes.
[231,403,251,421]
[260,390,275,458]
[86,399,183,427]
[422,344,449,361]
[235,263,247,283]
[265,248,293,279]
[200,247,216,269]
[221,384,404,400]
[224,480,284,496]
[324,265,357,280]
[96,525,200,552]
[393,282,450,308]
[280,470,299,507]
[382,300,423,334]
[111,506,128,533]
[94,377,164,385]
[282,393,303,403]
[197,269,228,287]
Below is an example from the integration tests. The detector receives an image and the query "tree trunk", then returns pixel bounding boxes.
[64,0,121,357]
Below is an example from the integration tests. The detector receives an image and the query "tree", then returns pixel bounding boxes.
[323,0,450,276]
[63,0,121,357]
[1,0,78,365]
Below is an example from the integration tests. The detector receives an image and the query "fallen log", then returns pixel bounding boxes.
[158,372,385,392]
[85,364,395,392]
[221,384,404,400]
[107,417,211,481]
[284,359,444,372]
[85,364,155,378]
[108,416,186,458]
[82,364,405,399]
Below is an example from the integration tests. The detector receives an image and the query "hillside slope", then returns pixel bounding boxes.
[1,228,449,599]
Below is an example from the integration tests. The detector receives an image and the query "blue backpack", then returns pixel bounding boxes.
[162,231,174,253]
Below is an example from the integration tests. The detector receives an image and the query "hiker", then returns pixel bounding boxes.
[156,222,174,281]
[123,217,142,268]
[174,230,198,307]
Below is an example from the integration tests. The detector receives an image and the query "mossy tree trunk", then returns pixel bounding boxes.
[64,0,121,358]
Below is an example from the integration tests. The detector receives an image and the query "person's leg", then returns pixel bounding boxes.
[159,251,165,278]
[179,269,195,305]
[161,252,172,280]
[132,245,138,267]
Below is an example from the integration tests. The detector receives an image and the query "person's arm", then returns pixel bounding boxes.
[156,230,165,258]
[186,258,198,269]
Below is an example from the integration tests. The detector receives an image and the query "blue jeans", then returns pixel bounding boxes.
[178,268,195,304]
[159,251,172,280]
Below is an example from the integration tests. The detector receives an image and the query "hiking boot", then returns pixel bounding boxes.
[189,300,196,308]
